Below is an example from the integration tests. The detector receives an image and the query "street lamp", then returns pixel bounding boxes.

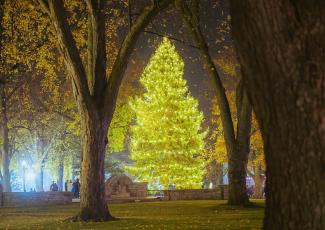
[22,160,26,192]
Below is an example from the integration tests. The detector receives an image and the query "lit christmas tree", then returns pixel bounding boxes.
[125,38,207,189]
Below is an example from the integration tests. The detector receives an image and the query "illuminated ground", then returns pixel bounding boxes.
[0,200,264,229]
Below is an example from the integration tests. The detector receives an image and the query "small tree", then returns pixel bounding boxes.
[126,38,207,189]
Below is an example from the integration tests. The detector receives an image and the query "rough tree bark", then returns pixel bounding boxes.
[175,0,251,205]
[229,0,325,228]
[37,0,174,221]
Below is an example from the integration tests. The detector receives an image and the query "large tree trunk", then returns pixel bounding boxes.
[227,79,252,204]
[229,0,325,228]
[227,150,249,204]
[77,113,112,221]
[175,0,251,205]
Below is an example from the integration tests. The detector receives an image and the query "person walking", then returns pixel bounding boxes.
[73,178,80,198]
[50,181,58,191]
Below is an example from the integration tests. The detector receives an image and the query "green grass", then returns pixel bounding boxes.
[0,200,265,230]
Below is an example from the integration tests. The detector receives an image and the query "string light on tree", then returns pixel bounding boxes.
[125,38,207,189]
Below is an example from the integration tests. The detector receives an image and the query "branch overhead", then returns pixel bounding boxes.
[42,0,92,111]
[102,0,174,121]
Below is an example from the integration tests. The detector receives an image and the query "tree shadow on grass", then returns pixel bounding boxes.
[217,201,265,210]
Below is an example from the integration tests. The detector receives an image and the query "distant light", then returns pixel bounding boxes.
[22,160,26,166]
[26,171,35,181]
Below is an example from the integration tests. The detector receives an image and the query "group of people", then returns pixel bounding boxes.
[50,178,81,198]
[65,178,81,198]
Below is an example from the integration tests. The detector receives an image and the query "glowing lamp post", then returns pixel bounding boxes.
[22,160,26,192]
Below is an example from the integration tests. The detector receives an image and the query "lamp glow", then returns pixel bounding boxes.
[26,171,35,181]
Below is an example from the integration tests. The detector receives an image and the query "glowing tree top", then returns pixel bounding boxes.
[126,38,207,189]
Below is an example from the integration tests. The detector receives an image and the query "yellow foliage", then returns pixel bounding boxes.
[213,47,240,77]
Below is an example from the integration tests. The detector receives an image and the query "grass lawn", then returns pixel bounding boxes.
[0,199,265,230]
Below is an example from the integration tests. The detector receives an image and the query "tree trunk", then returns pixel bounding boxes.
[229,0,325,228]
[77,113,113,221]
[175,0,251,205]
[0,168,3,184]
[253,166,263,199]
[34,132,43,192]
[1,91,11,192]
[35,165,44,192]
[2,130,10,192]
[227,149,249,204]
[57,163,64,190]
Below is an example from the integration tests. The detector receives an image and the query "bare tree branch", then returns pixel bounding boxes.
[143,30,200,49]
[5,82,23,101]
[16,136,34,165]
[246,169,254,179]
[102,0,174,118]
[128,0,132,28]
[37,0,50,14]
[40,0,92,109]
[41,134,56,163]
